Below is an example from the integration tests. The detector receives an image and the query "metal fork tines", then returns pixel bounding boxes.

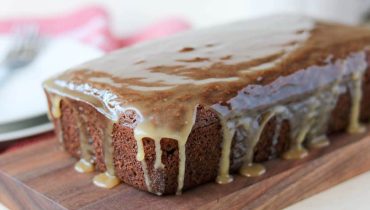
[3,25,43,70]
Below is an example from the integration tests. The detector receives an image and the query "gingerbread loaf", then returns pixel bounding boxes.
[44,15,370,195]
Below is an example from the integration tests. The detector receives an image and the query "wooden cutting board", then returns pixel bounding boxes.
[1,128,370,210]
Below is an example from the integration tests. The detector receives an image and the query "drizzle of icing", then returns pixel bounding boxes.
[176,142,186,195]
[103,122,116,175]
[133,107,196,194]
[347,70,367,133]
[47,94,64,144]
[42,15,370,194]
[283,97,318,160]
[140,157,152,192]
[93,121,121,189]
[76,109,94,168]
[133,134,153,192]
[269,117,284,159]
[239,106,286,177]
[216,119,235,184]
[50,96,62,119]
[154,140,164,169]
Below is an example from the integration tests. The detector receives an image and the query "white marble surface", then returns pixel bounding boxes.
[0,0,369,209]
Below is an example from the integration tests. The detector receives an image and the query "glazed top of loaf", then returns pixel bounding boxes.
[44,15,370,144]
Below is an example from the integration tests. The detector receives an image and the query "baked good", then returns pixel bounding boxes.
[43,15,370,195]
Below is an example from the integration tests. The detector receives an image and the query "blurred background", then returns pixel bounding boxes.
[0,0,369,35]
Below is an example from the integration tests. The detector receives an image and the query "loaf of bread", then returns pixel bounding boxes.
[43,15,370,195]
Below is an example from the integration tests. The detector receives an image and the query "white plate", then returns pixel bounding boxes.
[0,114,52,142]
[0,36,103,124]
[0,37,103,141]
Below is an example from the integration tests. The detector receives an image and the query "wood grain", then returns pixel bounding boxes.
[1,128,370,210]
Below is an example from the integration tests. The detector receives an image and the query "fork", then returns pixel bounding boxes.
[0,26,44,83]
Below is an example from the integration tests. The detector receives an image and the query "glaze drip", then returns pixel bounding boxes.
[133,106,196,194]
[133,136,152,192]
[75,107,94,170]
[140,157,152,192]
[283,97,320,160]
[239,106,287,177]
[306,88,342,149]
[154,140,164,169]
[93,121,121,189]
[347,70,367,133]
[48,95,64,144]
[269,117,284,159]
[50,96,62,119]
[216,119,235,184]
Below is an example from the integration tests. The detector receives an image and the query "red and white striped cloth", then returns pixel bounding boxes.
[0,5,190,52]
